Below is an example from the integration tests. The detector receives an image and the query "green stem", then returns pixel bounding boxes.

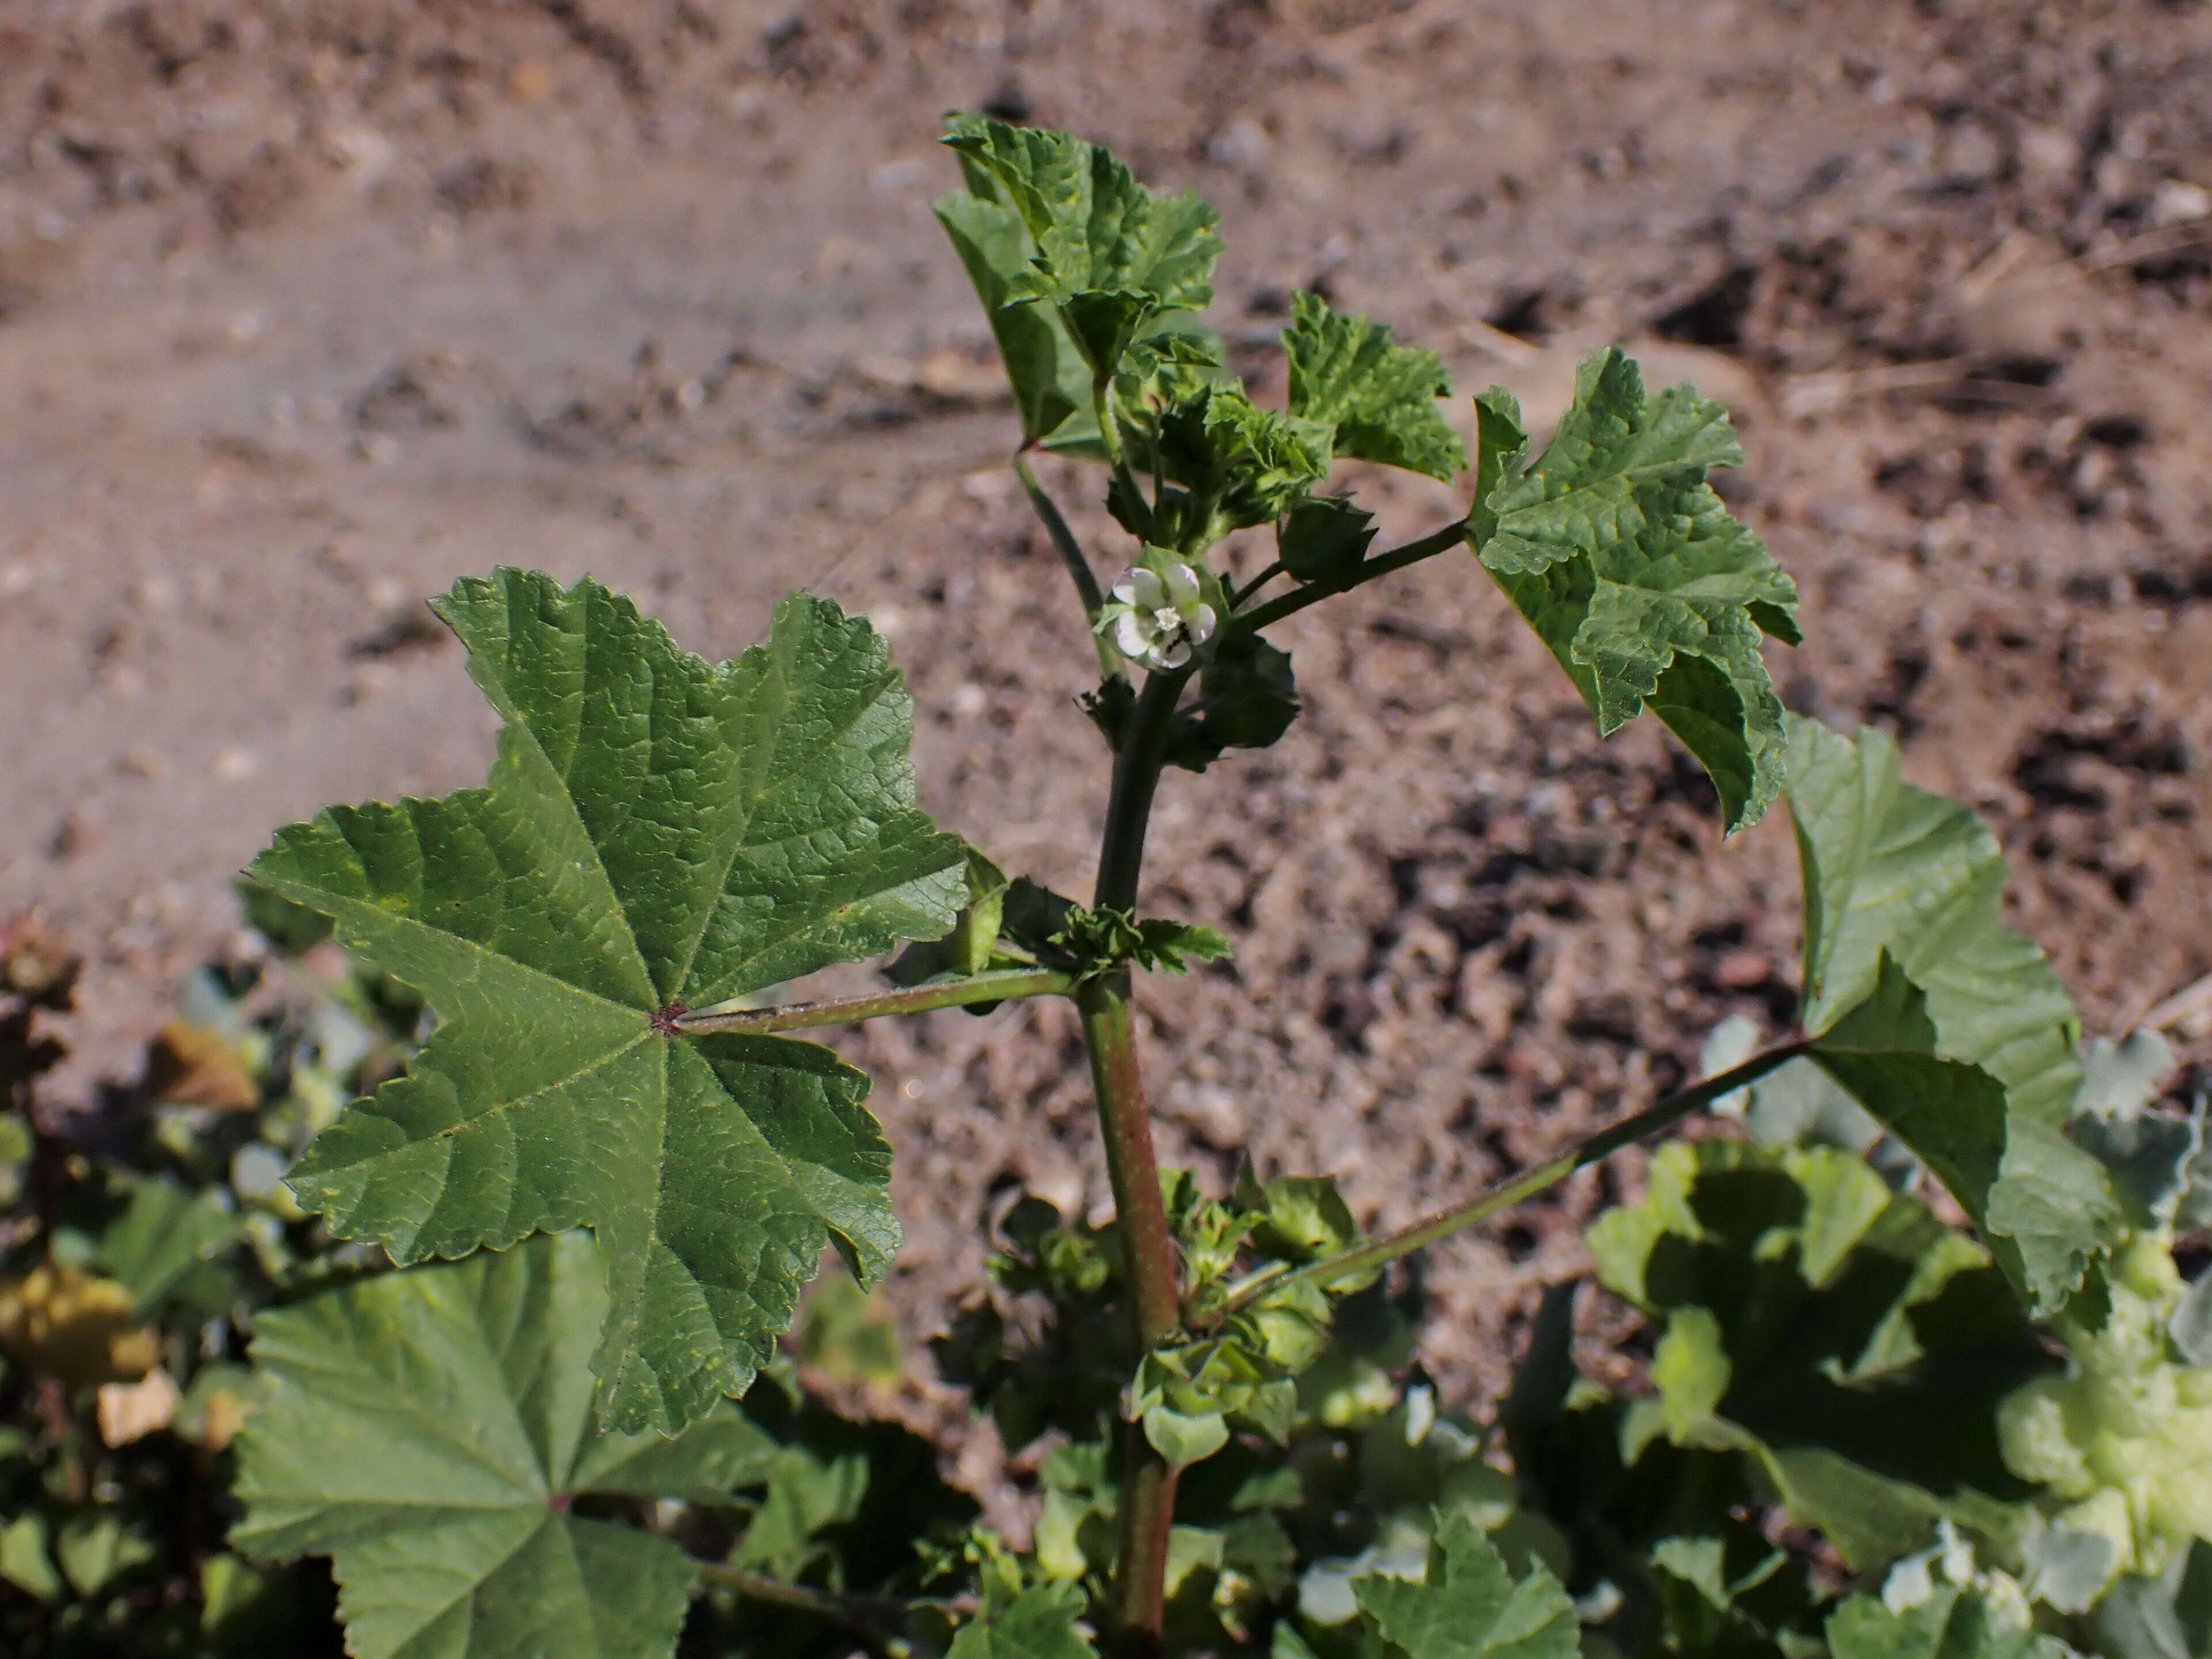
[1197,1038,1814,1324]
[1236,519,1470,634]
[674,969,1073,1036]
[1095,671,1188,913]
[1015,452,1122,681]
[1080,667,1193,1659]
[1232,558,1288,607]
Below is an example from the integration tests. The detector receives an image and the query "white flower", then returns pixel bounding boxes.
[1107,562,1217,671]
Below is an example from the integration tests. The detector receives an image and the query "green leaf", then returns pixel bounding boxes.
[942,115,1222,381]
[1048,906,1231,978]
[233,1231,778,1659]
[1783,716,2081,1121]
[1476,349,1798,833]
[92,1174,241,1313]
[948,1579,1098,1659]
[886,846,1020,991]
[1586,1140,2048,1569]
[934,188,1096,451]
[55,1513,157,1597]
[1828,1588,2068,1659]
[1807,960,2124,1318]
[1280,497,1379,586]
[248,570,967,1432]
[1167,633,1301,773]
[1782,716,2125,1313]
[1143,1403,1233,1469]
[0,1513,61,1603]
[1353,1512,1580,1659]
[1126,379,1334,538]
[1284,292,1466,481]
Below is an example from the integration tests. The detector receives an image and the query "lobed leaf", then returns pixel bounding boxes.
[249,569,967,1432]
[1586,1140,2047,1569]
[1284,292,1466,481]
[232,1232,778,1659]
[947,1581,1099,1659]
[1474,352,1799,833]
[941,114,1222,380]
[1353,1512,1580,1659]
[1782,716,2126,1314]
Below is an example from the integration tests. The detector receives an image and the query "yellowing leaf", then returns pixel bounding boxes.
[96,1365,182,1446]
[0,1263,161,1389]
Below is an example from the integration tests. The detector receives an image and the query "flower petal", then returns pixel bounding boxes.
[1114,614,1152,660]
[1110,573,1143,605]
[1186,603,1217,644]
[1160,562,1200,607]
[1155,638,1193,670]
[1128,569,1167,610]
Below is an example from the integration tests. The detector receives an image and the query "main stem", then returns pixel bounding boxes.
[1084,668,1191,1659]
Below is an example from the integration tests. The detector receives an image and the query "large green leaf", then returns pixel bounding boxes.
[1586,1140,2046,1570]
[1783,716,2079,1120]
[1475,350,1799,833]
[249,569,967,1431]
[1284,292,1465,481]
[1782,716,2125,1313]
[941,115,1221,379]
[1353,1513,1579,1659]
[232,1232,778,1659]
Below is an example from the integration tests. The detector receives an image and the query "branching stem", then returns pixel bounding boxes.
[674,969,1073,1036]
[1197,1038,1815,1324]
[1235,520,1470,633]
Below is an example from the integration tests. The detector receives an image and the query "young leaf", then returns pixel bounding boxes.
[1279,497,1379,587]
[1474,350,1800,833]
[935,187,1098,452]
[1782,717,2126,1314]
[1284,292,1466,481]
[1167,633,1301,773]
[941,115,1222,380]
[947,1579,1098,1659]
[248,570,967,1432]
[1353,1511,1580,1659]
[1126,377,1334,539]
[232,1232,778,1659]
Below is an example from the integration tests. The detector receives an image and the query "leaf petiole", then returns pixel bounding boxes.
[1015,452,1123,682]
[1231,558,1288,607]
[673,968,1075,1036]
[1234,519,1470,633]
[1194,1037,1814,1324]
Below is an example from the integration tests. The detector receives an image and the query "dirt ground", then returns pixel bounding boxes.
[4,0,2211,1409]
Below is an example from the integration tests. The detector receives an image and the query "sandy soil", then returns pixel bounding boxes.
[3,0,2210,1403]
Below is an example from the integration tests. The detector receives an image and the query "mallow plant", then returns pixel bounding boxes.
[4,115,2208,1659]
